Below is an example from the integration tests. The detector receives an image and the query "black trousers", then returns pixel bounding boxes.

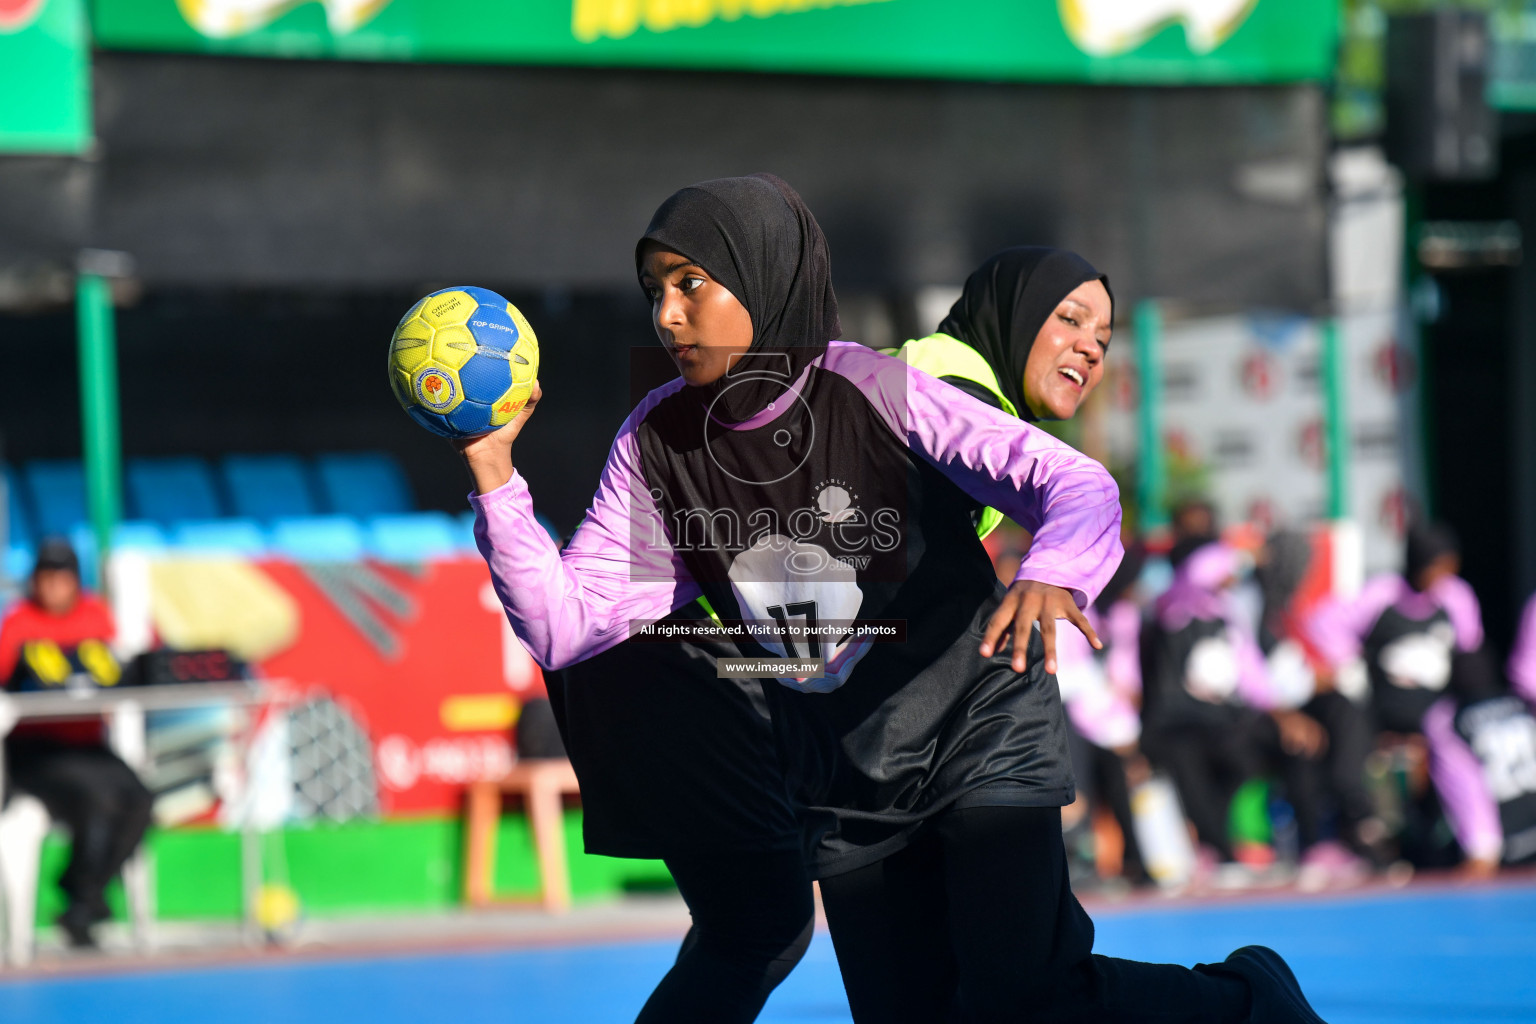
[634,848,815,1024]
[4,738,154,917]
[1300,691,1378,850]
[1066,729,1148,883]
[819,805,1251,1024]
[1143,713,1321,862]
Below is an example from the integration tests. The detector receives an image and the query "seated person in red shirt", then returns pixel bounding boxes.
[1,539,153,948]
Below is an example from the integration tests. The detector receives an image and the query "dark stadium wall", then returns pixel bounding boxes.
[0,155,91,308]
[1,52,1332,533]
[83,52,1328,310]
[0,287,650,535]
[1417,120,1536,653]
[1510,131,1536,647]
[1419,259,1516,648]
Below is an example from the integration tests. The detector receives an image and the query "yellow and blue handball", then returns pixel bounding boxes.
[388,286,540,438]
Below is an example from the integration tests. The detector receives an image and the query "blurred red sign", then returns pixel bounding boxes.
[253,557,543,815]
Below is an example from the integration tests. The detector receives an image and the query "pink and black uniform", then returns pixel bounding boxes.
[1441,646,1536,865]
[477,338,1120,877]
[1408,593,1536,868]
[1140,542,1317,863]
[1303,525,1504,863]
[476,177,1321,1024]
[1304,538,1483,736]
[1052,547,1150,883]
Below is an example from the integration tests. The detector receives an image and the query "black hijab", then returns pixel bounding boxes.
[637,173,840,424]
[1405,519,1459,590]
[937,246,1112,421]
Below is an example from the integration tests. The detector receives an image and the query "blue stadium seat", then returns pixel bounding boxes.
[366,513,459,561]
[172,518,268,556]
[456,510,480,552]
[315,452,414,518]
[53,523,165,587]
[2,464,32,551]
[23,459,87,537]
[126,456,223,524]
[222,455,317,521]
[270,516,366,562]
[3,541,32,584]
[113,520,168,552]
[66,524,99,589]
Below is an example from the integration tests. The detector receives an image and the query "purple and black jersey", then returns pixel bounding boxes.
[475,341,1122,874]
[1306,572,1483,732]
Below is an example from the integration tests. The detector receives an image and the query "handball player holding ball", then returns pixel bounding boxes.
[396,175,1327,1022]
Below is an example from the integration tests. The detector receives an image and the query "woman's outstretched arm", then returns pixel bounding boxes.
[826,343,1123,674]
[459,381,701,670]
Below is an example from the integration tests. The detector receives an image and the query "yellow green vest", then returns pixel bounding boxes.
[887,333,1016,540]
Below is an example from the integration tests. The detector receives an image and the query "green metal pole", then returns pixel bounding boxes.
[77,270,122,568]
[1321,317,1351,520]
[1134,299,1168,531]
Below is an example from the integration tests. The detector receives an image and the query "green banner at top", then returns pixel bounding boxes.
[93,0,1338,84]
[0,0,91,154]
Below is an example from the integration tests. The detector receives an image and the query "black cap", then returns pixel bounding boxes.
[33,537,80,577]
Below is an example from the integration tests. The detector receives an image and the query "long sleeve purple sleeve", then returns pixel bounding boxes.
[1511,593,1536,704]
[1432,575,1484,652]
[1104,599,1143,699]
[823,342,1122,607]
[1304,575,1399,670]
[1422,697,1504,862]
[471,387,701,671]
[1055,608,1140,749]
[1232,616,1280,710]
[1306,573,1483,673]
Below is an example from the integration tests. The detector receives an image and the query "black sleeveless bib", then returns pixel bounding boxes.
[1362,603,1455,732]
[1454,695,1536,865]
[633,366,1075,876]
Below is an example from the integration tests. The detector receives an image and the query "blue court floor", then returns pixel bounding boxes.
[1,884,1532,1023]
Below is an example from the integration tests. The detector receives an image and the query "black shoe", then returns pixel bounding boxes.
[1208,945,1327,1024]
[84,893,113,925]
[56,906,99,950]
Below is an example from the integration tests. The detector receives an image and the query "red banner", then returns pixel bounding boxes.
[251,558,543,815]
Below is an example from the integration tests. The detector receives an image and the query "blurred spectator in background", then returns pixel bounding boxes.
[1426,646,1536,871]
[0,539,154,948]
[1140,541,1331,884]
[1168,498,1220,568]
[1306,521,1481,734]
[1255,530,1389,875]
[1055,537,1152,887]
[1130,497,1220,607]
[1304,520,1490,870]
[895,245,1135,886]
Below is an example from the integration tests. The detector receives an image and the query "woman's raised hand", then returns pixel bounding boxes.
[454,380,541,495]
[979,578,1101,676]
